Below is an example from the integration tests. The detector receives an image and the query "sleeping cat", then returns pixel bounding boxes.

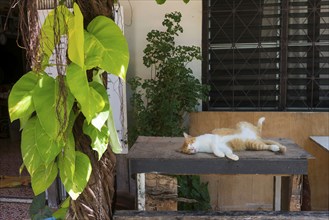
[180,117,286,161]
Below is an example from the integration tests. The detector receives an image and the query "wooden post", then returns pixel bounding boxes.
[288,175,302,211]
[145,174,177,211]
[274,176,282,211]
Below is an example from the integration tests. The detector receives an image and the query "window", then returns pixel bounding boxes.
[202,0,329,111]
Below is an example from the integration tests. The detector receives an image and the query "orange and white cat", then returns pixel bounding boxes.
[181,117,286,161]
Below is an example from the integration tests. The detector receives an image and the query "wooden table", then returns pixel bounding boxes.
[127,136,313,211]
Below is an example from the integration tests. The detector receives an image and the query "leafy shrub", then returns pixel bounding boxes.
[129,11,210,211]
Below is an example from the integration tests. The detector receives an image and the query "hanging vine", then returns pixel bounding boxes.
[8,1,129,219]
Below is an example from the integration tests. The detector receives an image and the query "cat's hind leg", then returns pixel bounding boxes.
[262,139,287,153]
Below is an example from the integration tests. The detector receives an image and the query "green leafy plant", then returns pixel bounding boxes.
[29,193,53,220]
[8,1,128,211]
[129,11,208,142]
[156,0,190,4]
[129,11,210,211]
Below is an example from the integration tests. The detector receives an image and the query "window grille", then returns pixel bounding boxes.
[202,0,329,111]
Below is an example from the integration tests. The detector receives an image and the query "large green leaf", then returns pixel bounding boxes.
[39,5,73,69]
[67,151,92,200]
[31,161,58,195]
[53,197,70,219]
[19,114,31,131]
[87,81,122,154]
[156,0,166,4]
[33,74,74,139]
[83,121,109,160]
[21,117,43,175]
[68,3,84,68]
[35,118,62,165]
[89,81,109,130]
[58,132,75,188]
[8,71,39,122]
[66,63,105,123]
[84,16,129,79]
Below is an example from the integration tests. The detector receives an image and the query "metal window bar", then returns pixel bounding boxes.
[203,0,329,111]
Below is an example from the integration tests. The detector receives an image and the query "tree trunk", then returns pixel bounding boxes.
[67,115,116,220]
[66,2,116,219]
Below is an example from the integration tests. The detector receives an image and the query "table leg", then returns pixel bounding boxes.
[301,175,311,211]
[274,176,282,211]
[288,175,302,211]
[137,173,146,211]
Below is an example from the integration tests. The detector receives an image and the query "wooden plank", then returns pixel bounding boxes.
[113,211,329,220]
[128,137,312,175]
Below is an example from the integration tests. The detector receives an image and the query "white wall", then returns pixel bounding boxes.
[120,0,203,123]
[120,0,202,81]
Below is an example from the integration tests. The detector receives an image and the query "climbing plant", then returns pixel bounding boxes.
[8,3,128,217]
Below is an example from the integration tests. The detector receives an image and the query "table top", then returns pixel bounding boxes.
[127,136,313,175]
[310,136,329,152]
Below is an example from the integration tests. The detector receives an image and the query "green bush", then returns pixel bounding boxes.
[128,11,210,211]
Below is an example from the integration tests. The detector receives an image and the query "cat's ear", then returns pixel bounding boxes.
[183,132,191,139]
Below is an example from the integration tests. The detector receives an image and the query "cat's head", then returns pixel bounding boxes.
[180,132,198,154]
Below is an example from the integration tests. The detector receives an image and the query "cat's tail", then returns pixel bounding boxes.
[257,117,265,133]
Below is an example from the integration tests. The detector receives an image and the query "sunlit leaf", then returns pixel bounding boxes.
[58,133,75,190]
[89,81,109,130]
[19,114,32,131]
[8,71,39,122]
[31,161,58,195]
[35,118,62,165]
[21,117,43,175]
[33,74,74,140]
[85,16,129,79]
[68,3,84,68]
[66,63,104,123]
[67,151,92,200]
[39,5,73,69]
[83,121,109,160]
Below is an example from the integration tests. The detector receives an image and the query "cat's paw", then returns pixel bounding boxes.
[270,145,280,152]
[226,153,239,161]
